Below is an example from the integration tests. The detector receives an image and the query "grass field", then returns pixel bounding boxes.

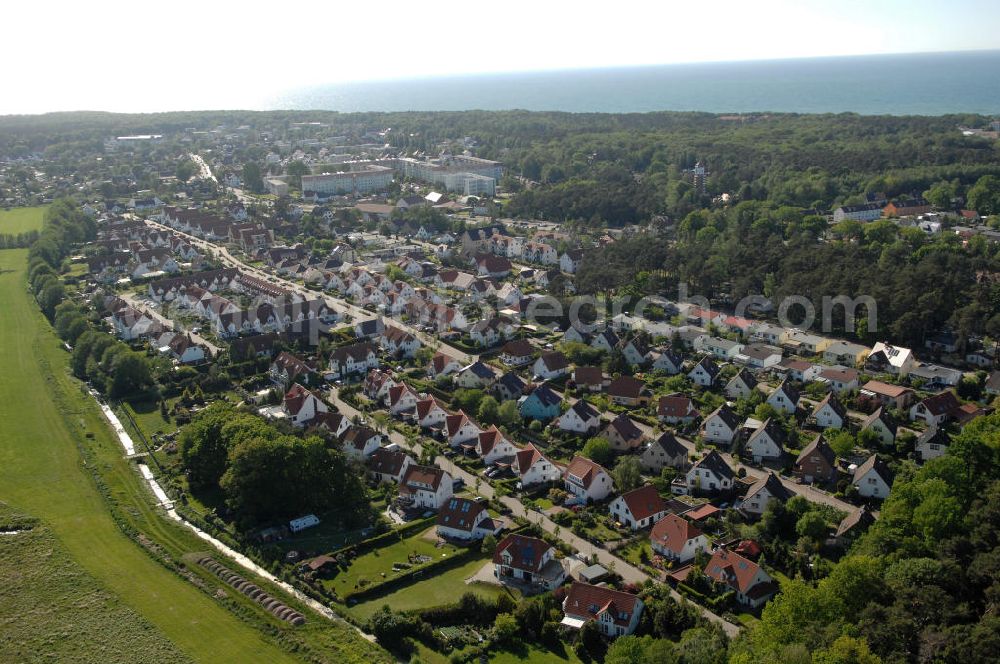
[326,526,464,597]
[489,642,583,664]
[0,206,46,234]
[0,504,190,663]
[347,557,508,621]
[0,248,388,664]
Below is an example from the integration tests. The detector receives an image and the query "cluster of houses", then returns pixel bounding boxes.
[87,218,204,282]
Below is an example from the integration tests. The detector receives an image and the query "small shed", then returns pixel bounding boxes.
[579,564,609,584]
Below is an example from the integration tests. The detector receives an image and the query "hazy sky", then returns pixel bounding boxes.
[4,0,998,114]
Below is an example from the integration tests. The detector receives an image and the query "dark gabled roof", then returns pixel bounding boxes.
[437,497,487,532]
[606,413,643,441]
[796,434,838,465]
[501,339,535,358]
[567,399,600,421]
[917,391,962,417]
[574,366,604,386]
[496,371,526,394]
[707,404,740,431]
[813,392,847,421]
[862,406,897,436]
[745,472,793,503]
[650,432,687,458]
[493,533,552,572]
[836,505,876,538]
[774,377,800,404]
[730,368,758,390]
[748,418,787,447]
[853,454,894,486]
[607,375,647,399]
[538,351,569,372]
[916,425,950,448]
[527,384,562,408]
[692,355,720,378]
[693,450,735,481]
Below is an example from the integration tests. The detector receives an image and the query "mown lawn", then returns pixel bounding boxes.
[0,505,189,664]
[489,642,584,664]
[0,248,388,664]
[325,526,464,596]
[347,557,507,621]
[0,205,46,234]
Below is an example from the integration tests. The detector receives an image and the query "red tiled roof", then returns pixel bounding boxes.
[618,485,667,523]
[650,513,704,554]
[563,581,641,627]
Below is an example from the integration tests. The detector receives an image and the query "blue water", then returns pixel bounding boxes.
[270,50,1000,116]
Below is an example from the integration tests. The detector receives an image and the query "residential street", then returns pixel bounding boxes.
[118,291,222,355]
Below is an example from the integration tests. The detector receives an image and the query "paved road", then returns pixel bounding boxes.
[327,387,741,637]
[188,153,217,183]
[144,219,476,364]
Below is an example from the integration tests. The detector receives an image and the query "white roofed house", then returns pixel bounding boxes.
[745,418,787,464]
[865,342,916,376]
[702,404,740,447]
[561,582,644,638]
[512,444,561,487]
[564,455,614,503]
[767,378,800,415]
[650,513,708,563]
[436,497,501,541]
[704,336,744,361]
[609,485,669,530]
[812,393,848,430]
[641,432,690,473]
[556,399,602,435]
[398,464,453,510]
[778,358,822,383]
[741,472,794,517]
[339,425,382,461]
[475,426,519,465]
[685,450,735,495]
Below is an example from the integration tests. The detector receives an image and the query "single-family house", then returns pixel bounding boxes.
[778,358,822,383]
[741,473,793,517]
[436,497,500,541]
[725,369,758,400]
[602,413,646,451]
[650,513,708,563]
[327,343,379,379]
[657,393,699,425]
[852,455,893,499]
[819,367,860,394]
[651,349,684,374]
[606,375,652,407]
[794,435,839,484]
[367,447,414,484]
[561,582,644,638]
[428,352,462,379]
[865,342,916,376]
[512,444,561,487]
[641,432,690,473]
[859,380,915,410]
[915,426,950,462]
[861,406,897,447]
[909,391,962,426]
[519,384,562,421]
[282,383,329,427]
[415,396,450,429]
[703,548,777,608]
[823,341,870,366]
[444,411,483,448]
[476,426,519,465]
[556,399,602,435]
[686,450,735,495]
[702,405,740,446]
[533,351,570,380]
[688,356,721,387]
[745,418,787,464]
[740,343,783,369]
[499,339,536,367]
[454,361,498,389]
[398,464,453,509]
[813,393,848,430]
[493,534,566,590]
[564,455,614,503]
[609,485,669,530]
[339,425,382,461]
[767,378,800,415]
[492,371,527,401]
[573,366,606,392]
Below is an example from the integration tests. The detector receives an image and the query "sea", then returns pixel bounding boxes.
[267,50,1000,116]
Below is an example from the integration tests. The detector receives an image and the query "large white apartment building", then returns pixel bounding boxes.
[302,164,395,197]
